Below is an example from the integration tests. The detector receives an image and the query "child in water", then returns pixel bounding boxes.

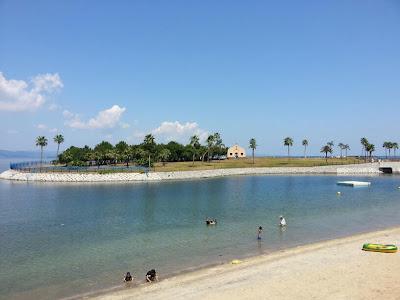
[257,226,263,239]
[123,272,133,282]
[146,269,158,282]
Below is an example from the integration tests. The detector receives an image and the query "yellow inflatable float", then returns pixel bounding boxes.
[231,259,243,264]
[362,243,397,253]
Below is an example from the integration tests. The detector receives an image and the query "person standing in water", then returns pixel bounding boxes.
[257,226,263,239]
[279,216,287,227]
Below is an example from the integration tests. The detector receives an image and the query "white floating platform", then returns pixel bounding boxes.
[337,181,371,187]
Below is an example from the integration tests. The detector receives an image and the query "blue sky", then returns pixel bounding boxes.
[0,0,399,155]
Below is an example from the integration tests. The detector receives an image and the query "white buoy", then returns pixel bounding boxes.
[337,191,341,195]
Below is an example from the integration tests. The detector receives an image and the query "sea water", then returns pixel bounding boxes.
[0,172,399,299]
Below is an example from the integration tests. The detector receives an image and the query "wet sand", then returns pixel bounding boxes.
[89,227,400,300]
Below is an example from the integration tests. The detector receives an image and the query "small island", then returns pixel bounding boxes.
[2,134,399,182]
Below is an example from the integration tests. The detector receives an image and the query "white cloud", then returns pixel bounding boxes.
[48,103,60,111]
[62,110,74,118]
[151,121,208,144]
[36,124,58,133]
[0,72,63,111]
[6,129,19,134]
[64,105,126,129]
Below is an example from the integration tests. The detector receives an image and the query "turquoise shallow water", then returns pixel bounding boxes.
[0,174,400,299]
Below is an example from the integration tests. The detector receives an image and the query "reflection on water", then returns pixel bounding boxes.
[0,175,399,299]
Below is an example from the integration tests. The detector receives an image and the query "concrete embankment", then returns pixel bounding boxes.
[0,163,387,183]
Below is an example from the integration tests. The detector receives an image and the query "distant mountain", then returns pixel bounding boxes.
[0,150,56,159]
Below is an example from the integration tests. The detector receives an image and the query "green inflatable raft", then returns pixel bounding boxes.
[362,243,398,253]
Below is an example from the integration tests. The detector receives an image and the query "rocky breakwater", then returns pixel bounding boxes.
[0,163,383,183]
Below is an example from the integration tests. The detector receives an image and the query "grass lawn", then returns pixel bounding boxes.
[153,157,363,172]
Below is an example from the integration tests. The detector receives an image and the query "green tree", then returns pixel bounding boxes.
[249,138,257,164]
[302,139,308,158]
[360,137,369,161]
[165,141,185,161]
[53,134,64,158]
[388,142,393,157]
[327,141,334,157]
[213,132,224,161]
[284,137,293,159]
[115,141,131,166]
[344,144,350,158]
[383,142,390,159]
[338,143,344,158]
[59,145,91,165]
[36,136,48,168]
[127,148,134,167]
[133,147,150,167]
[93,141,114,166]
[143,134,155,148]
[115,141,128,154]
[106,149,117,165]
[320,144,332,162]
[93,151,103,168]
[158,148,171,166]
[205,134,215,162]
[142,134,156,166]
[189,135,200,165]
[392,142,398,158]
[365,143,375,160]
[94,141,114,154]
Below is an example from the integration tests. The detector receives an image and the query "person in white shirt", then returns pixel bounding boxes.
[279,216,287,227]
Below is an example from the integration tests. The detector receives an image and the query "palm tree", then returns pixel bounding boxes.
[302,139,308,158]
[365,143,375,160]
[143,134,156,166]
[36,136,48,169]
[249,138,257,164]
[360,137,369,161]
[320,144,332,162]
[53,134,64,158]
[189,135,200,165]
[344,144,350,158]
[284,137,293,159]
[206,134,215,162]
[327,141,334,157]
[213,132,223,161]
[338,143,344,158]
[143,134,155,146]
[387,142,393,157]
[392,142,398,158]
[383,142,390,159]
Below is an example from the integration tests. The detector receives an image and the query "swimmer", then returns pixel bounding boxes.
[123,272,133,282]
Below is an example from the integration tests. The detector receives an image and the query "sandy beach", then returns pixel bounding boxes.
[89,227,400,300]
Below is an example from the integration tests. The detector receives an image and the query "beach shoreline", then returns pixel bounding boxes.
[0,162,390,183]
[88,227,400,300]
